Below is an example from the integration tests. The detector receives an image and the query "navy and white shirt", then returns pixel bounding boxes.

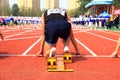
[44,8,67,24]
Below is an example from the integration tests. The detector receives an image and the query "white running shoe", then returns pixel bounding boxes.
[64,46,70,53]
[49,47,56,57]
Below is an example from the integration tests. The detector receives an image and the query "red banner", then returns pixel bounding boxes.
[114,9,120,15]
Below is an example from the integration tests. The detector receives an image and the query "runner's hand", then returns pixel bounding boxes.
[36,50,43,56]
[76,51,83,57]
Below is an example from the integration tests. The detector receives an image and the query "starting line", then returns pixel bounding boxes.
[0,54,119,58]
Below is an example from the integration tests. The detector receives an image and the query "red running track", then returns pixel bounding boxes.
[0,25,120,80]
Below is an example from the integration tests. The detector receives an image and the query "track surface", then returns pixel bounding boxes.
[0,25,120,80]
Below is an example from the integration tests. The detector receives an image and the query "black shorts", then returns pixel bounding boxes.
[45,19,71,44]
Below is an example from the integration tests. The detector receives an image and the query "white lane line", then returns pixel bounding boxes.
[75,54,119,58]
[5,30,33,39]
[56,54,119,58]
[4,36,40,41]
[85,31,117,42]
[98,30,120,36]
[22,37,41,55]
[75,38,97,57]
[21,33,41,35]
[1,29,18,32]
[0,54,36,56]
[0,54,119,58]
[4,32,41,35]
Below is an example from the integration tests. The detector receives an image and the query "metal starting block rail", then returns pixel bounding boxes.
[47,68,73,72]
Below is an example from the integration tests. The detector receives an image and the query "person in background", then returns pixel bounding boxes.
[36,8,81,57]
[0,31,4,40]
[111,37,120,57]
[114,15,119,29]
[108,14,114,28]
[0,16,4,40]
[0,16,3,24]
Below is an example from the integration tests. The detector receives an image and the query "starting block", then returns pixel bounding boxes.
[64,52,72,63]
[47,57,57,69]
[47,56,73,72]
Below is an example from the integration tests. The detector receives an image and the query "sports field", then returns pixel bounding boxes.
[0,25,120,80]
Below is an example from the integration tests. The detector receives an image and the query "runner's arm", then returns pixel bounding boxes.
[39,14,45,54]
[66,14,80,55]
[111,36,120,56]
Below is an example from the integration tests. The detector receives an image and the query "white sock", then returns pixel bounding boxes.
[49,47,56,57]
[64,46,70,52]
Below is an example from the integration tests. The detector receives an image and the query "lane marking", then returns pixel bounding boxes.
[0,54,36,56]
[56,54,120,58]
[85,31,117,42]
[75,38,97,57]
[22,37,41,55]
[12,33,41,36]
[98,30,120,36]
[3,32,40,36]
[1,29,19,32]
[5,30,33,39]
[4,36,40,41]
[0,54,119,58]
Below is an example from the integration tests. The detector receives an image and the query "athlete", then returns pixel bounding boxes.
[111,37,120,57]
[0,17,4,40]
[36,8,81,57]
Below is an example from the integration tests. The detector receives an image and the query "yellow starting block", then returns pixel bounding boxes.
[64,52,72,63]
[47,68,73,72]
[47,57,73,72]
[47,57,57,69]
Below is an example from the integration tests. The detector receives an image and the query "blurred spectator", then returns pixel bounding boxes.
[0,16,3,24]
[114,15,119,29]
[0,31,4,40]
[108,15,114,28]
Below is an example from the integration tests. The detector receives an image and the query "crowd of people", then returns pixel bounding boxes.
[0,14,119,29]
[0,16,42,26]
[71,14,120,29]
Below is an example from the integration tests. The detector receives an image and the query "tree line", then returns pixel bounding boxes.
[0,0,90,17]
[0,3,45,17]
[0,0,119,17]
